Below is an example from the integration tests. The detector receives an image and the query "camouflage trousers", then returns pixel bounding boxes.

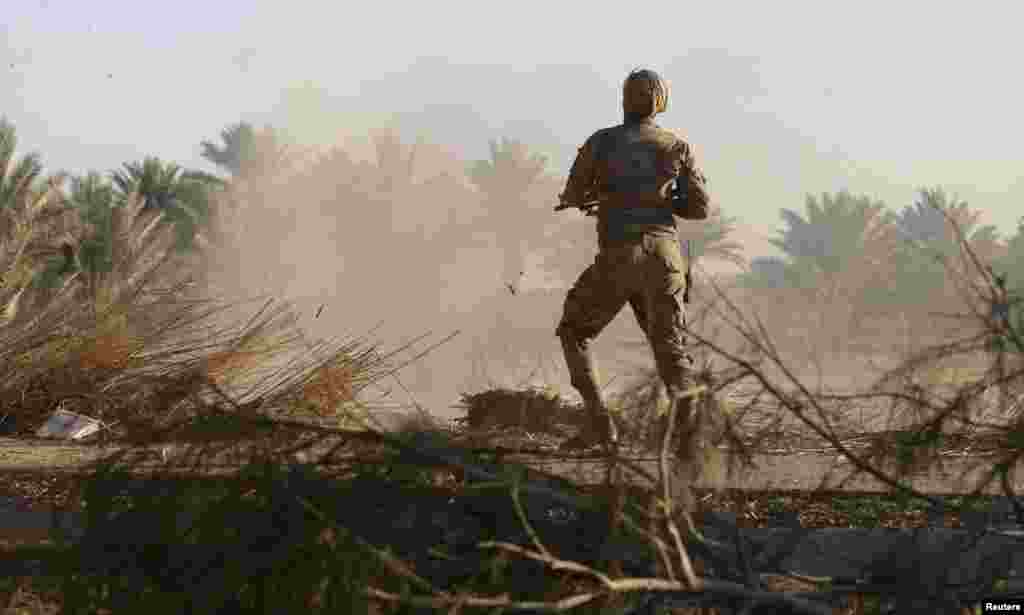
[556,234,696,421]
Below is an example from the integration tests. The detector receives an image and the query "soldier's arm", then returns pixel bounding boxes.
[674,139,710,220]
[557,133,600,210]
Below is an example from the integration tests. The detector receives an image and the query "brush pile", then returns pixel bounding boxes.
[453,387,585,448]
[0,119,395,462]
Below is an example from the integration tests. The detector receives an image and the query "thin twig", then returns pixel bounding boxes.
[365,586,601,612]
[479,541,832,614]
[511,479,551,559]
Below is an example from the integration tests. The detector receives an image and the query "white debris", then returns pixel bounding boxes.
[35,409,106,441]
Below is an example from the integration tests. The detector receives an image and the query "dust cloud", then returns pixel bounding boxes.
[191,63,1010,422]
[199,120,600,420]
[192,112,946,422]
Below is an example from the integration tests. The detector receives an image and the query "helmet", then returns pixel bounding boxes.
[622,69,669,117]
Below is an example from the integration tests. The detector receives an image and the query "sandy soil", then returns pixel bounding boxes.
[1,433,1019,496]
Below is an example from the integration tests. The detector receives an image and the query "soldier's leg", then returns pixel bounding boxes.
[629,290,696,445]
[556,245,640,446]
[630,287,704,530]
[642,237,701,467]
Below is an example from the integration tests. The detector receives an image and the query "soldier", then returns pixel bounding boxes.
[555,68,709,451]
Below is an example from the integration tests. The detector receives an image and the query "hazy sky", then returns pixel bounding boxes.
[3,0,1023,243]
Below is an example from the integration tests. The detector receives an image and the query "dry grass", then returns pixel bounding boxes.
[0,143,400,453]
[299,363,359,416]
[203,348,264,385]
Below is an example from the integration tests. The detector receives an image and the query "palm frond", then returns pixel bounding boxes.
[469,137,548,199]
[0,118,17,181]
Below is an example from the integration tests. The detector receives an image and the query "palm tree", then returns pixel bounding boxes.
[0,119,45,212]
[997,217,1024,290]
[110,157,220,252]
[468,138,550,288]
[770,190,896,286]
[370,130,421,194]
[0,121,194,333]
[761,190,900,354]
[200,123,310,247]
[892,187,1004,301]
[70,172,115,275]
[874,188,1008,352]
[468,138,547,202]
[26,170,182,325]
[67,172,169,306]
[200,122,295,180]
[79,190,181,309]
[200,122,255,177]
[0,118,78,321]
[0,118,71,247]
[982,217,1024,352]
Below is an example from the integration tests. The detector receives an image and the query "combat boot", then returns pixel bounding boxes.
[562,401,618,451]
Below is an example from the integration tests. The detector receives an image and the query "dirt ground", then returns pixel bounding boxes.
[1,427,1020,505]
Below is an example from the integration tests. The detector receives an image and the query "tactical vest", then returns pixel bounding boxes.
[592,120,680,245]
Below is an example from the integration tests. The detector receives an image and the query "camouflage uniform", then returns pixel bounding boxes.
[556,69,709,449]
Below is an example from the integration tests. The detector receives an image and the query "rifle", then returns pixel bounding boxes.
[553,199,600,216]
[683,238,692,304]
